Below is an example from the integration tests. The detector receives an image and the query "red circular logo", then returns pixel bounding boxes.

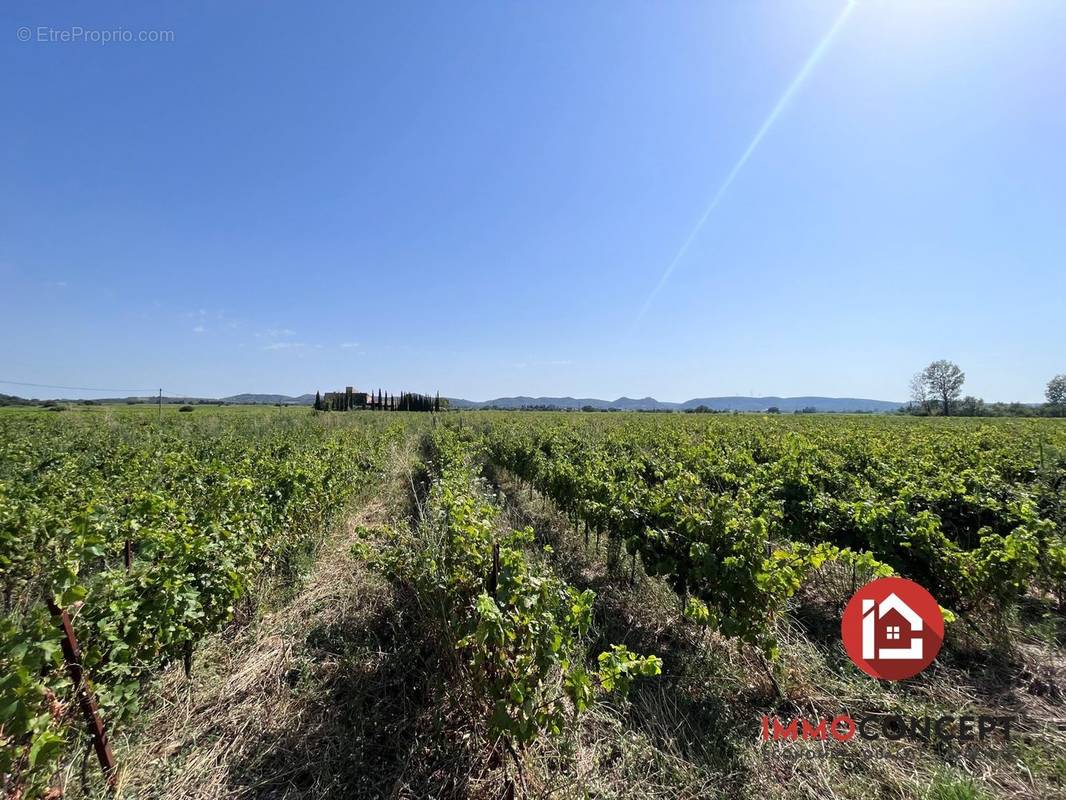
[841,577,944,680]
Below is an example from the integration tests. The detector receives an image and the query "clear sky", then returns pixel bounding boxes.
[3,1,1063,402]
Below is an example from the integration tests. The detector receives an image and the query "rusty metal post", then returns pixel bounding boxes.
[46,599,118,790]
[488,542,499,599]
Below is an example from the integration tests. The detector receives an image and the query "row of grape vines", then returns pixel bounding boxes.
[474,414,1066,652]
[0,410,401,796]
[355,425,660,751]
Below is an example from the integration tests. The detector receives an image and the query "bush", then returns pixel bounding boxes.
[178,405,194,412]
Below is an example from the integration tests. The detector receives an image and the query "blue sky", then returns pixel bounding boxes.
[2,1,1063,402]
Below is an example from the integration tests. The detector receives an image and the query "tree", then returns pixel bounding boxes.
[909,372,931,415]
[1047,374,1066,407]
[922,360,965,416]
[314,390,321,411]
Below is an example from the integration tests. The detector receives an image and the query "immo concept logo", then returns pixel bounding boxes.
[841,577,944,681]
[758,578,1015,750]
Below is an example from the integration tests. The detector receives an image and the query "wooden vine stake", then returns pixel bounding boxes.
[46,598,118,791]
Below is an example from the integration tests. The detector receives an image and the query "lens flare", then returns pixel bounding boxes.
[636,0,858,322]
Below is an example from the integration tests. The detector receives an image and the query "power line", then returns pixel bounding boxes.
[0,379,155,394]
[2,379,210,398]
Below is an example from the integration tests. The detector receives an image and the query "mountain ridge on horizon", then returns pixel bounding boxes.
[224,393,905,412]
[1,391,904,412]
[446,395,904,412]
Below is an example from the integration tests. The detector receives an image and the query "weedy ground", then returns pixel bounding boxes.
[65,435,1066,800]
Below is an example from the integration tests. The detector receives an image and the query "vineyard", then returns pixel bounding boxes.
[0,407,402,796]
[2,407,1065,799]
[480,413,1066,650]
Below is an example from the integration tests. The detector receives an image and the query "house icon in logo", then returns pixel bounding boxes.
[843,577,944,680]
[861,592,923,661]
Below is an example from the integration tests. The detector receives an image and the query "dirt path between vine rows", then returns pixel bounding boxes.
[99,442,428,800]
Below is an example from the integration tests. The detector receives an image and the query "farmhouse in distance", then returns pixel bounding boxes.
[317,385,441,412]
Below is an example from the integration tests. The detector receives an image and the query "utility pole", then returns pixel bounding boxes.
[158,388,162,421]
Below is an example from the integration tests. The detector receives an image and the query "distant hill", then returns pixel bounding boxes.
[448,396,676,411]
[2,390,900,412]
[220,393,316,405]
[0,393,36,406]
[681,396,903,413]
[8,394,316,405]
[448,395,902,413]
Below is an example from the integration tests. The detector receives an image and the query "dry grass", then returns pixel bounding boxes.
[97,433,525,800]
[77,437,439,798]
[111,497,398,799]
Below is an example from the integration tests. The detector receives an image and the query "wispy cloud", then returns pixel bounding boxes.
[341,342,360,349]
[257,328,296,339]
[263,341,306,351]
[186,308,240,328]
[192,325,206,334]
